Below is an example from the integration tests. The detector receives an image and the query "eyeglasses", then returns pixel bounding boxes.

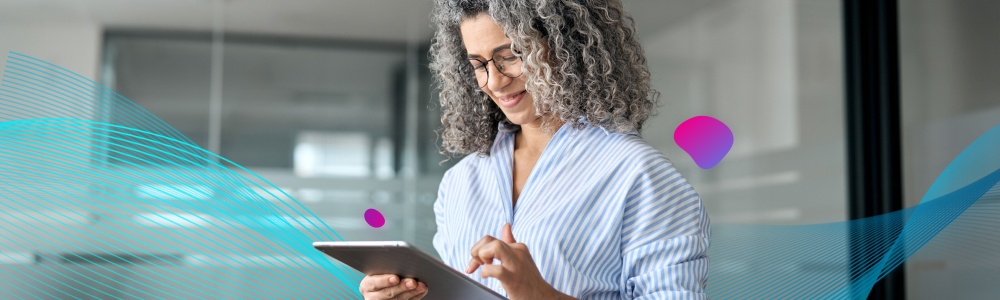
[469,48,523,88]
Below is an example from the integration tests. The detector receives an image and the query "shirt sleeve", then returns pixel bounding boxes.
[432,170,452,263]
[620,156,711,300]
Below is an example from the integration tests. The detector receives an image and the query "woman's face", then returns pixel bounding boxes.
[460,13,538,126]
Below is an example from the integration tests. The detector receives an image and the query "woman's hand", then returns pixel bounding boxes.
[466,223,576,300]
[359,274,427,300]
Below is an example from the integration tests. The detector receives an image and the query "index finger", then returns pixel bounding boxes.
[466,235,499,273]
[466,240,511,274]
[360,274,399,292]
[475,240,512,264]
[469,235,497,256]
[468,235,498,264]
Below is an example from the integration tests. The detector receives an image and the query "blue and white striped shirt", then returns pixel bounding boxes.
[432,122,711,299]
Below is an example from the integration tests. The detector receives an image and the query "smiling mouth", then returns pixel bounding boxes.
[499,91,525,102]
[497,91,526,108]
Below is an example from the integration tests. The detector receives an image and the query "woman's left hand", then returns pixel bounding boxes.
[466,223,575,300]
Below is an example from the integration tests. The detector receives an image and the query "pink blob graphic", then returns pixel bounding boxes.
[674,116,734,169]
[364,208,385,228]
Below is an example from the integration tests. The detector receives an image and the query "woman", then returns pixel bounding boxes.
[360,0,710,299]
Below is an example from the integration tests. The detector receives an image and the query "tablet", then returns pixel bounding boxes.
[313,241,506,300]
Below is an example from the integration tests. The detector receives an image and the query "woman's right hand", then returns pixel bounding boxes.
[360,274,428,300]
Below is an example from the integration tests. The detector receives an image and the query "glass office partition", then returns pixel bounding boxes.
[628,0,848,292]
[93,9,445,296]
[900,0,1000,298]
[105,32,448,249]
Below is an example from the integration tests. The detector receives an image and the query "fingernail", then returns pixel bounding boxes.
[389,276,398,284]
[407,279,416,289]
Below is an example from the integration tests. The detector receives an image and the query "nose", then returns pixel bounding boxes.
[485,61,512,92]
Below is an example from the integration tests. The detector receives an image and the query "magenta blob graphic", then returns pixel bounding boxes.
[364,208,386,228]
[674,116,734,169]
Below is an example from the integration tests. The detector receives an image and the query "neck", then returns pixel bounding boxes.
[515,117,564,154]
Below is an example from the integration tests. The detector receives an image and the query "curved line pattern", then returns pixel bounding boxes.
[1,52,362,299]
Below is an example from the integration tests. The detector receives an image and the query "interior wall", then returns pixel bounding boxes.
[0,21,102,81]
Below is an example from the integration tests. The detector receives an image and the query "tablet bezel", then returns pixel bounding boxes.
[313,241,506,300]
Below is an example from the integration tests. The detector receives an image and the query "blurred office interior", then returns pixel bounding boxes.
[0,0,997,298]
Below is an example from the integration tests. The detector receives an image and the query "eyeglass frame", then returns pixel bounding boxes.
[469,46,523,87]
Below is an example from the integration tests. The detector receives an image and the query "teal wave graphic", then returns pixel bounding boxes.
[2,51,998,299]
[1,52,362,298]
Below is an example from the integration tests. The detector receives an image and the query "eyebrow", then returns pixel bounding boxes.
[467,43,512,60]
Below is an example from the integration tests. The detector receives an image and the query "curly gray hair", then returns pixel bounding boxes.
[430,0,658,157]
